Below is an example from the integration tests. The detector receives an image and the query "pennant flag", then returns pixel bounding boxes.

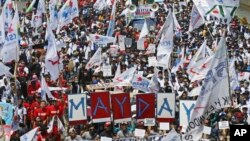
[41,75,55,100]
[193,0,239,24]
[57,0,79,32]
[45,25,63,81]
[0,14,5,44]
[131,74,150,92]
[148,73,160,93]
[113,67,137,86]
[172,10,181,31]
[68,93,87,125]
[157,93,176,122]
[136,93,155,120]
[183,38,231,141]
[162,129,181,141]
[1,6,19,63]
[114,63,123,92]
[111,93,131,123]
[26,0,37,13]
[139,20,149,39]
[20,127,39,141]
[106,0,117,37]
[188,4,204,32]
[85,47,102,70]
[155,11,173,41]
[88,34,115,45]
[93,0,108,11]
[49,0,58,30]
[91,92,111,123]
[171,48,185,74]
[47,116,55,133]
[31,0,46,28]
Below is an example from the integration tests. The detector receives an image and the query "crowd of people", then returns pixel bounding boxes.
[0,0,250,140]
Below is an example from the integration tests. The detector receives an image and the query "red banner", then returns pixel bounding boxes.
[91,92,111,123]
[136,93,155,120]
[111,93,131,123]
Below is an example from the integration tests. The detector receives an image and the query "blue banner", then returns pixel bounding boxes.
[0,102,13,125]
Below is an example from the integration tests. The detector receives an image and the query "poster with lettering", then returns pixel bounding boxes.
[91,92,111,123]
[118,35,126,51]
[68,93,87,125]
[111,93,131,123]
[132,74,150,92]
[136,93,155,120]
[157,93,176,122]
[179,100,197,127]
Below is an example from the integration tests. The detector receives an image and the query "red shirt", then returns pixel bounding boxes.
[47,105,61,118]
[23,102,32,120]
[27,81,41,96]
[34,108,49,122]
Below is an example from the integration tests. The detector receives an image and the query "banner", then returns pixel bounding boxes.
[111,93,131,123]
[113,67,136,86]
[136,94,155,120]
[137,38,145,50]
[157,93,176,122]
[91,92,111,123]
[68,93,87,125]
[179,100,196,127]
[0,102,13,125]
[132,74,150,92]
[86,47,102,70]
[110,45,119,57]
[132,5,151,19]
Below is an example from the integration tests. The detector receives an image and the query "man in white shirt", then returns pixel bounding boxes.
[14,98,27,125]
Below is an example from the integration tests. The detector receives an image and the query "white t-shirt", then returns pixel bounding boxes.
[15,107,27,123]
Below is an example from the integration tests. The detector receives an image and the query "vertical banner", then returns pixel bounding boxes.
[68,93,87,125]
[179,100,196,127]
[91,92,111,123]
[157,93,176,122]
[111,93,131,123]
[136,93,155,120]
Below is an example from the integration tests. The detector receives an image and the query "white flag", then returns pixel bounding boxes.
[1,6,19,63]
[45,25,63,81]
[20,127,39,141]
[49,0,58,30]
[131,74,150,92]
[156,11,173,41]
[193,0,239,24]
[162,129,181,141]
[229,59,239,91]
[183,37,231,141]
[113,67,136,86]
[57,116,66,135]
[31,0,45,28]
[1,0,14,30]
[148,74,160,93]
[0,14,5,44]
[172,11,181,31]
[0,62,11,76]
[106,0,117,37]
[57,0,79,32]
[139,20,149,39]
[93,0,108,11]
[41,75,55,100]
[188,5,204,32]
[47,116,55,133]
[88,34,115,45]
[86,48,102,70]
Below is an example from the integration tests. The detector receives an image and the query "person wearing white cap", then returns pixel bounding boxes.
[65,128,83,141]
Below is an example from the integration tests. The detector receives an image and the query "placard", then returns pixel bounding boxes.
[179,100,196,127]
[125,38,132,47]
[148,56,157,67]
[118,35,126,51]
[203,126,211,134]
[68,94,87,125]
[146,44,156,54]
[144,118,155,126]
[137,38,145,50]
[159,122,170,130]
[101,137,112,141]
[157,93,176,122]
[134,129,146,138]
[102,65,112,77]
[219,121,229,129]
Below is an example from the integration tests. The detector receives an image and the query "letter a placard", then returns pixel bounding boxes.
[111,93,131,123]
[136,93,155,120]
[91,92,111,123]
[68,93,87,125]
[157,93,176,122]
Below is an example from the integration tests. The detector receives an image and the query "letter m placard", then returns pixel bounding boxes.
[68,93,87,125]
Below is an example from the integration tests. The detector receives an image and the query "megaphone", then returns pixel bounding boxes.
[151,3,159,12]
[129,4,137,13]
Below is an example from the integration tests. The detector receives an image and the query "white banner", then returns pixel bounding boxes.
[137,38,145,50]
[157,93,176,119]
[148,56,157,67]
[131,74,150,92]
[179,100,196,127]
[118,35,126,51]
[89,34,115,45]
[68,93,87,123]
